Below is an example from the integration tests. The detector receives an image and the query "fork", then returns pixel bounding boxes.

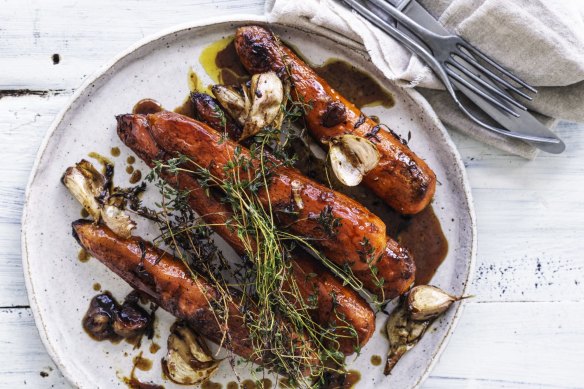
[343,0,565,150]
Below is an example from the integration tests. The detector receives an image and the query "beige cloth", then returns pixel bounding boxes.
[266,0,584,159]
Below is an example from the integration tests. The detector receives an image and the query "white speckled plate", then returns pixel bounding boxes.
[22,14,476,389]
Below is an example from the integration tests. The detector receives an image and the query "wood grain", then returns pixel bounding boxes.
[2,0,584,388]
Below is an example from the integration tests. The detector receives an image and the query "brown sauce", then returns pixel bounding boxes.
[239,378,272,389]
[78,248,91,263]
[129,170,142,184]
[370,355,382,366]
[314,59,395,108]
[149,342,160,354]
[174,36,251,118]
[292,138,448,284]
[227,382,239,389]
[200,36,249,86]
[125,379,163,389]
[201,381,222,389]
[398,206,449,285]
[133,98,164,115]
[92,283,101,291]
[133,353,153,371]
[88,151,113,169]
[174,95,197,118]
[123,351,163,389]
[80,208,90,218]
[111,147,121,157]
[343,370,361,389]
[126,165,134,174]
[323,370,361,389]
[127,155,136,164]
[369,204,447,285]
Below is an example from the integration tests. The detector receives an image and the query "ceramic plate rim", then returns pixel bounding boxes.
[21,13,477,389]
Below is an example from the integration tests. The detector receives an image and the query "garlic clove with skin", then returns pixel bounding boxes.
[328,134,380,186]
[162,321,220,385]
[241,71,284,140]
[61,159,106,220]
[407,285,460,321]
[212,71,285,141]
[211,85,249,125]
[62,160,136,239]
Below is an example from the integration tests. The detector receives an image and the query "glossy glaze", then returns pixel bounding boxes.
[116,112,375,354]
[145,111,387,273]
[234,25,436,214]
[191,100,416,299]
[72,220,305,366]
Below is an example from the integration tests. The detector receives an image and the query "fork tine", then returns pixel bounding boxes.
[446,60,528,111]
[459,42,537,93]
[446,69,520,117]
[453,50,534,100]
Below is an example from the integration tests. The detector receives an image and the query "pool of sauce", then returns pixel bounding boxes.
[92,282,101,291]
[398,206,449,285]
[80,208,90,217]
[200,36,249,86]
[111,147,121,157]
[123,351,163,389]
[127,155,136,164]
[227,382,238,389]
[174,37,251,118]
[126,165,134,174]
[174,95,197,118]
[314,59,395,108]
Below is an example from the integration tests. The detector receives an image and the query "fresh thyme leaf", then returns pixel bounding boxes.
[313,205,342,238]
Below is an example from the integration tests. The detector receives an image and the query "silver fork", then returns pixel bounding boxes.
[343,0,565,153]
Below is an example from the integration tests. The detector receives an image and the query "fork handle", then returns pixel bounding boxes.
[367,0,447,47]
[343,0,460,106]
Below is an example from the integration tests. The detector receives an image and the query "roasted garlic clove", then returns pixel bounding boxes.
[212,72,285,140]
[62,159,106,220]
[62,160,136,238]
[385,286,464,375]
[384,303,430,375]
[162,322,220,385]
[101,205,136,239]
[211,84,249,125]
[241,71,284,140]
[328,135,380,186]
[407,285,460,321]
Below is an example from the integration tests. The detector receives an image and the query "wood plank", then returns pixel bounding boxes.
[3,301,583,388]
[0,93,70,307]
[431,301,584,388]
[453,122,584,303]
[0,308,68,388]
[0,0,264,90]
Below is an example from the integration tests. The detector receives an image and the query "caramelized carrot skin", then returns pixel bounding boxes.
[145,111,387,273]
[117,113,375,354]
[72,220,258,360]
[234,25,437,215]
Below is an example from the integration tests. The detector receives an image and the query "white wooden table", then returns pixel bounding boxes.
[2,1,583,388]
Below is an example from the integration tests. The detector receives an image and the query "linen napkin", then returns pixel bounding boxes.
[265,0,584,159]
